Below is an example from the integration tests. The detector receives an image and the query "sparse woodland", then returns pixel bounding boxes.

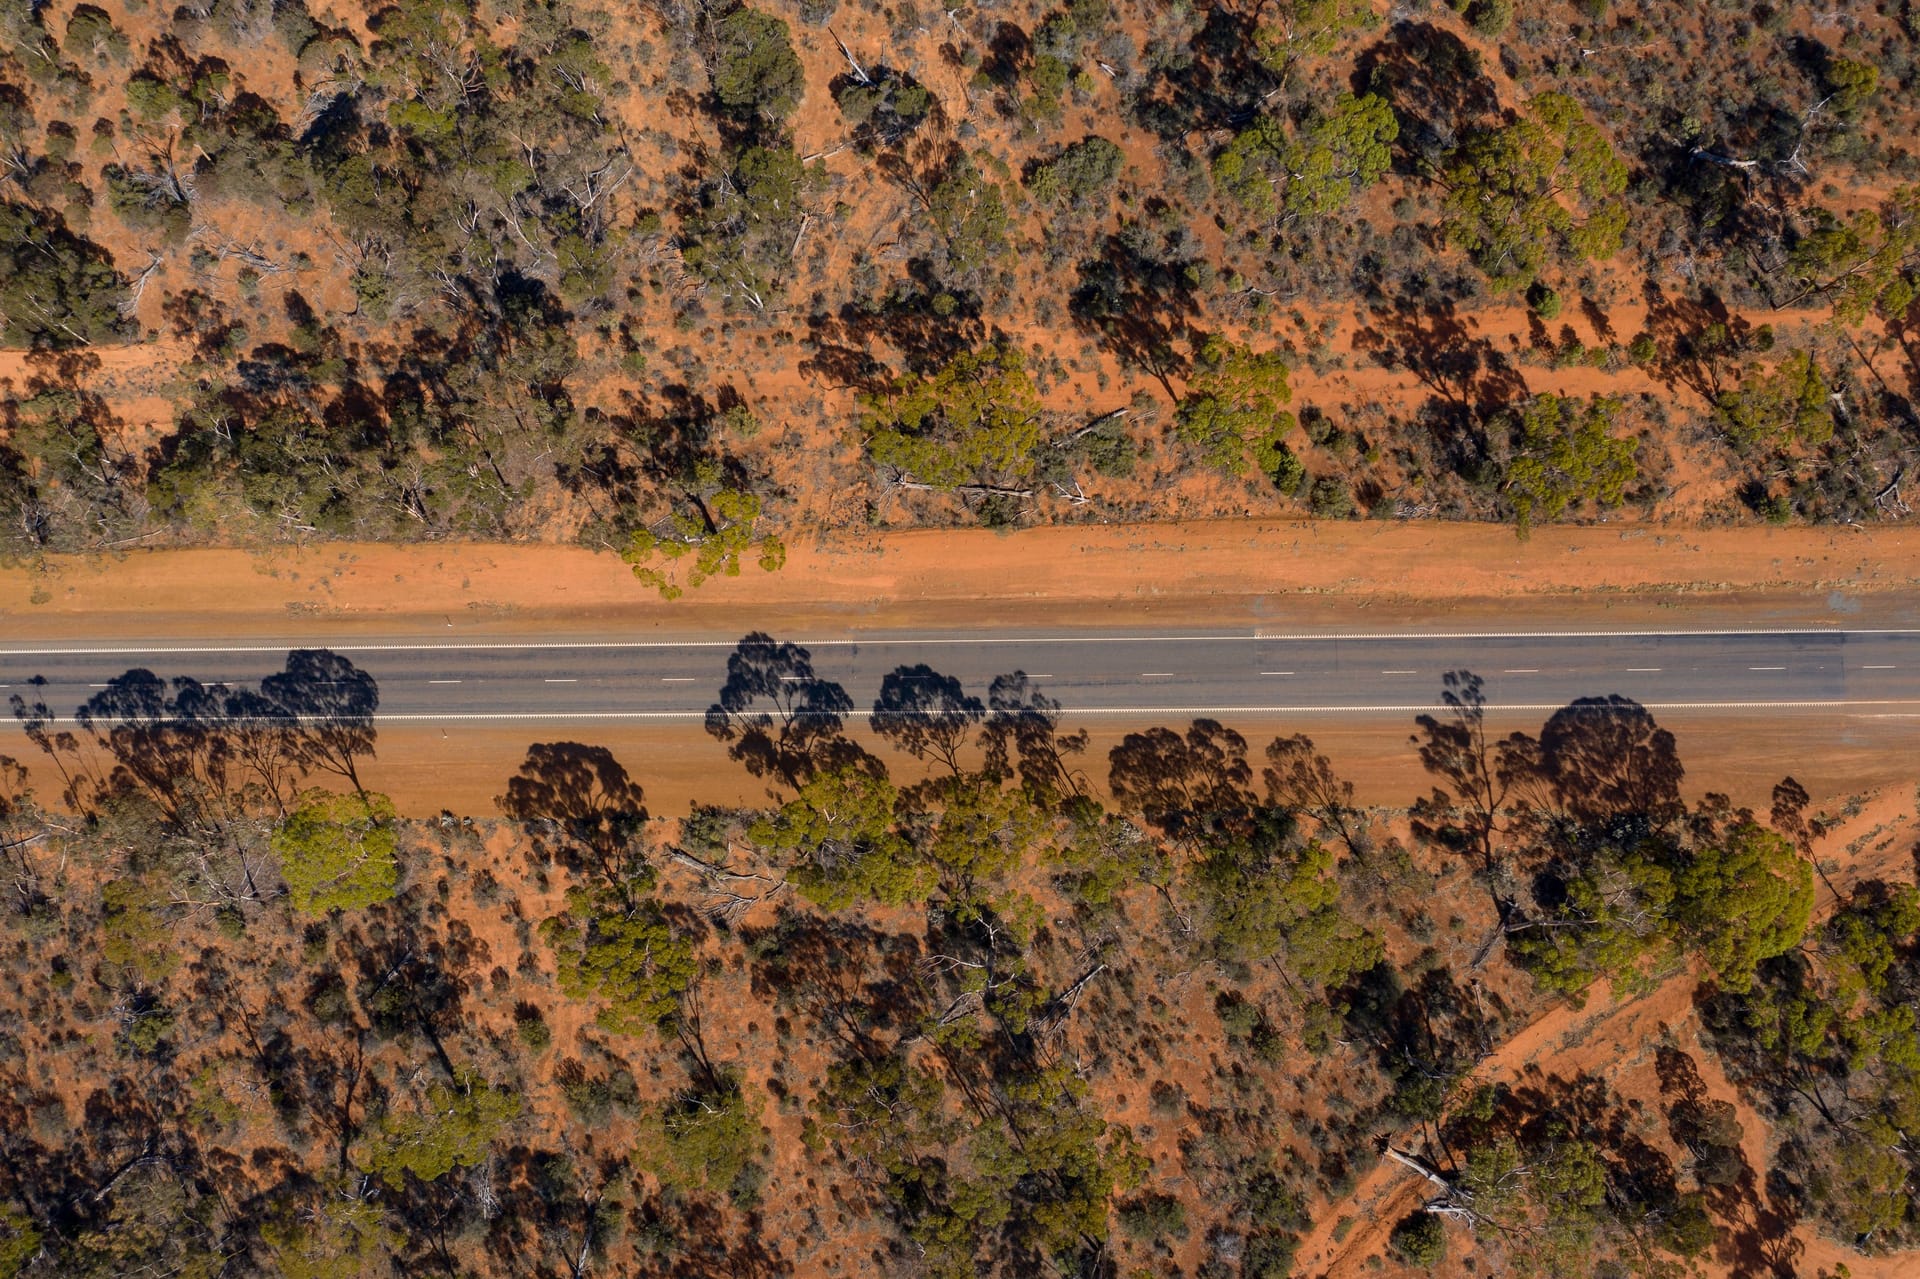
[4,0,1920,1275]
[0,0,1918,575]
[0,641,1915,1276]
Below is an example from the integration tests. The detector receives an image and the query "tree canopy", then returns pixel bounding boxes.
[1176,336,1295,475]
[1440,93,1628,292]
[1501,393,1638,537]
[272,789,402,913]
[861,345,1044,489]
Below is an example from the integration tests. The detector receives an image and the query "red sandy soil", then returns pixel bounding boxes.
[5,520,1920,642]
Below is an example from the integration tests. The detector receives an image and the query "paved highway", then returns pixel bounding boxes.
[3,626,1919,722]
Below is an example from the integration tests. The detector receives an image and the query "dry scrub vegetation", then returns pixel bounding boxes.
[0,639,1916,1277]
[1,0,1919,579]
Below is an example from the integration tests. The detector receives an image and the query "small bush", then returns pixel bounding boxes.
[1028,135,1123,207]
[1464,0,1513,37]
[1118,1191,1189,1242]
[514,1003,552,1052]
[1309,476,1354,519]
[1389,1211,1446,1267]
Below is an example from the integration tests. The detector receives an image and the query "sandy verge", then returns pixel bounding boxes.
[364,711,1920,820]
[4,521,1920,642]
[3,711,1901,823]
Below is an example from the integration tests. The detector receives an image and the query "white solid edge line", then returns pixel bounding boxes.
[21,699,1920,725]
[4,626,1919,657]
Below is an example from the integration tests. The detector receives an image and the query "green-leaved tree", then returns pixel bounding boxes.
[708,6,804,125]
[1672,821,1813,992]
[1502,393,1637,538]
[1440,93,1627,292]
[749,766,922,909]
[1713,350,1837,451]
[638,1073,764,1204]
[1214,92,1396,222]
[359,1073,520,1184]
[272,789,401,913]
[623,482,787,600]
[1176,336,1295,475]
[862,345,1043,489]
[542,884,697,1034]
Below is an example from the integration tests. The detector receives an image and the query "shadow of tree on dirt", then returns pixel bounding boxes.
[497,741,650,886]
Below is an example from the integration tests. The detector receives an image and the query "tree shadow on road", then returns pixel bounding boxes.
[12,648,381,826]
[1106,718,1254,844]
[706,632,881,793]
[981,671,1089,803]
[871,664,983,777]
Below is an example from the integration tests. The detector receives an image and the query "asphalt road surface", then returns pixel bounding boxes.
[3,626,1919,723]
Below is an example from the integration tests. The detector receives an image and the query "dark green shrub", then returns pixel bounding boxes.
[1117,1191,1188,1242]
[0,201,130,347]
[1027,135,1123,207]
[1309,476,1354,519]
[1389,1211,1446,1267]
[710,7,805,124]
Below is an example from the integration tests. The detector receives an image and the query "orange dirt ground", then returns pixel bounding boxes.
[5,518,1920,641]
